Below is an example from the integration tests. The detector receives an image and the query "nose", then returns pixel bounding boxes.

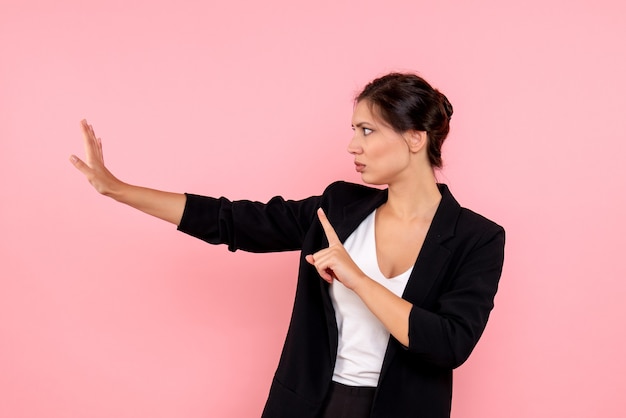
[347,133,362,155]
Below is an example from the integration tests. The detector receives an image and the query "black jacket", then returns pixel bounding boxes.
[177,181,505,418]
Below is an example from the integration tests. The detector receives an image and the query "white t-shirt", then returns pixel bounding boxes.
[329,210,412,387]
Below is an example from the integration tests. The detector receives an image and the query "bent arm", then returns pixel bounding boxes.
[406,227,505,368]
[70,119,186,225]
[352,277,413,346]
[358,227,504,367]
[312,214,504,368]
[307,208,413,345]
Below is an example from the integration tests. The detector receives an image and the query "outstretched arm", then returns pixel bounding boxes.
[70,119,186,226]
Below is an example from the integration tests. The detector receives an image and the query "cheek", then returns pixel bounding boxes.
[367,138,394,157]
[377,141,408,162]
[364,134,408,163]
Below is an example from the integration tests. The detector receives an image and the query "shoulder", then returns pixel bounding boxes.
[322,181,383,201]
[317,182,387,238]
[438,184,504,235]
[436,188,505,274]
[454,207,506,261]
[458,207,504,236]
[321,181,387,216]
[435,184,505,252]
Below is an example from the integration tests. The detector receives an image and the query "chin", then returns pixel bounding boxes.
[361,175,387,186]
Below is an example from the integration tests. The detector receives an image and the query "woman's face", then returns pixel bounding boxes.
[349,100,413,186]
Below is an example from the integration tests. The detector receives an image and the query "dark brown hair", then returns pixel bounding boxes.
[356,73,453,168]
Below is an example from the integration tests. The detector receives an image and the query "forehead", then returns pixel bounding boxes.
[352,100,390,128]
[352,100,376,124]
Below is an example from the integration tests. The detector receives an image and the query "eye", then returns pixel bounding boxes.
[363,128,373,136]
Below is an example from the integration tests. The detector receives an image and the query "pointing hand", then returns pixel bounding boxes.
[305,208,366,289]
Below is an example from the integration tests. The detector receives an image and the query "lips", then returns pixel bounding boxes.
[354,162,365,173]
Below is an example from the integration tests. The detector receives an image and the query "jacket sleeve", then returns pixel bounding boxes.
[406,224,505,369]
[177,193,321,253]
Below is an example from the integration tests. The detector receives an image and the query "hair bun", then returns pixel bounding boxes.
[440,92,454,120]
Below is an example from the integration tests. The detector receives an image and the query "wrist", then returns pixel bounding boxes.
[350,272,372,294]
[106,179,130,201]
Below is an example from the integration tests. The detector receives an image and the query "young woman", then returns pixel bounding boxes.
[70,73,505,418]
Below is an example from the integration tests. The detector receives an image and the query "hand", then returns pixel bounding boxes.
[70,119,123,196]
[306,208,367,290]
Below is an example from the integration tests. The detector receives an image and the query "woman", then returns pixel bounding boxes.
[70,73,505,418]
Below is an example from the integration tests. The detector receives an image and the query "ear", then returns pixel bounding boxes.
[404,130,428,153]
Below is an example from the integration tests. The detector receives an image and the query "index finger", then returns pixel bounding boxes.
[80,119,102,163]
[317,208,341,245]
[81,119,96,155]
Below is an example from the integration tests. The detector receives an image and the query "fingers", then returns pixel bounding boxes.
[308,209,341,283]
[317,208,340,245]
[81,119,94,161]
[305,254,334,283]
[69,154,91,176]
[80,119,103,165]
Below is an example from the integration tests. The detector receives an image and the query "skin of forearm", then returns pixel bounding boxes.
[352,276,412,347]
[108,182,186,226]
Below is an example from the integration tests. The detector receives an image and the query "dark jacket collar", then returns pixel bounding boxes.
[337,183,461,244]
[429,183,461,244]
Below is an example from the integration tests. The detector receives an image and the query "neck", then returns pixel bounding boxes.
[384,168,442,221]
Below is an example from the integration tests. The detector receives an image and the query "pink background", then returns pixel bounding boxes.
[1,0,625,417]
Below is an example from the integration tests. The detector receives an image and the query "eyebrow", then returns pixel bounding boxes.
[352,122,373,128]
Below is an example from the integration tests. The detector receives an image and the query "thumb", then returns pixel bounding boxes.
[69,155,91,175]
